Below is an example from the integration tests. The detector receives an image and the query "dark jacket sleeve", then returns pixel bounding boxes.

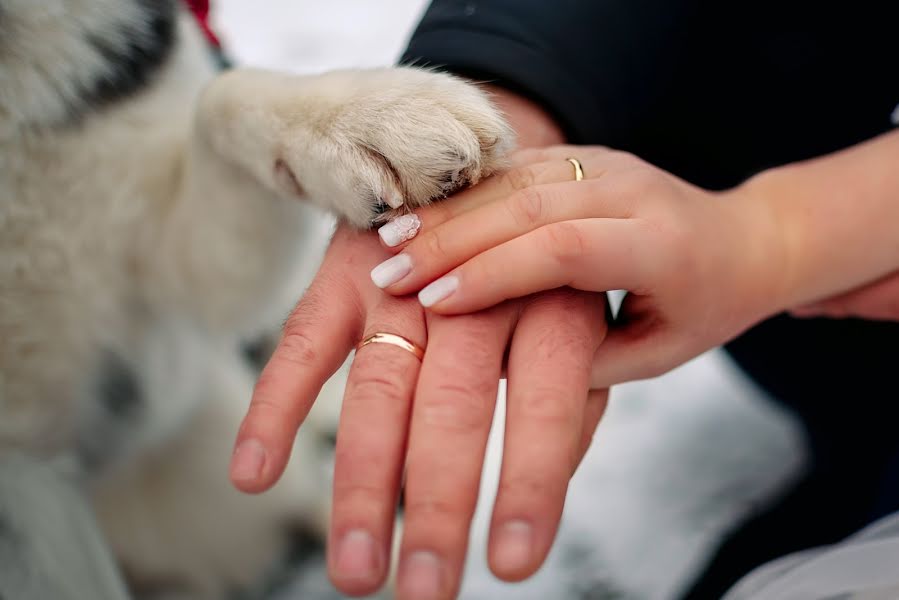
[401,0,694,144]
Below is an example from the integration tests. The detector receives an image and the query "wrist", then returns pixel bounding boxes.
[735,131,899,313]
[722,171,799,319]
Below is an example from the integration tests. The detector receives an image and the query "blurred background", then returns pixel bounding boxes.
[211,2,807,598]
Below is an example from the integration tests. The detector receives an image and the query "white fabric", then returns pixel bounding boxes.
[726,511,899,600]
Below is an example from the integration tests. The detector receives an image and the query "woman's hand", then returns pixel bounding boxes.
[371,145,788,388]
[791,270,899,321]
[230,223,608,599]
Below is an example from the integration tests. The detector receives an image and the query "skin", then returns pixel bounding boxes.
[791,270,899,321]
[230,87,611,600]
[374,128,899,389]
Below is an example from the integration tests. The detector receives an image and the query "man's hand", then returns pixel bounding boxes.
[230,224,608,599]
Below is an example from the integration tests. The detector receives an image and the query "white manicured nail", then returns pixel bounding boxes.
[370,254,412,288]
[378,214,421,247]
[418,276,458,307]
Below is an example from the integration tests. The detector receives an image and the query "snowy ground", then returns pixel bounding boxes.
[212,3,808,599]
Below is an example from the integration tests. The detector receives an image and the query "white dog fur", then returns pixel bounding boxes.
[0,1,513,597]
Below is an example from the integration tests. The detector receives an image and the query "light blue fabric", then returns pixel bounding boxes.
[0,456,130,600]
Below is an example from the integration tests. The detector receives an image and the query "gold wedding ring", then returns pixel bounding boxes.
[356,332,425,360]
[566,157,585,181]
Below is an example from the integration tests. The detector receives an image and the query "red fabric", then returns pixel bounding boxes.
[184,0,220,47]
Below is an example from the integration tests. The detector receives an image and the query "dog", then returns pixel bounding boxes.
[0,1,513,597]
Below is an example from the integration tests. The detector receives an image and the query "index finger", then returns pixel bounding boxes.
[230,277,363,494]
[376,146,613,249]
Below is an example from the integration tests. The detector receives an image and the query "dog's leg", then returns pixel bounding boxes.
[151,67,512,333]
[195,67,514,227]
[0,455,130,600]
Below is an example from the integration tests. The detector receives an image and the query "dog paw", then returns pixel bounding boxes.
[278,68,515,227]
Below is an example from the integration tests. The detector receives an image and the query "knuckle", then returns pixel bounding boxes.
[349,373,406,406]
[500,165,538,193]
[332,480,386,510]
[418,382,494,432]
[532,323,595,364]
[517,386,579,427]
[439,334,500,380]
[421,228,450,261]
[404,495,469,523]
[497,474,564,507]
[245,389,290,425]
[542,221,589,267]
[414,317,500,431]
[348,357,410,404]
[277,330,319,366]
[505,186,549,229]
[621,164,665,195]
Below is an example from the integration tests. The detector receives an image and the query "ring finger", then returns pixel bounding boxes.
[375,147,617,250]
[327,297,427,596]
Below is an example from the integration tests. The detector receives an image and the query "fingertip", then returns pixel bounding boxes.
[230,437,266,480]
[370,253,413,290]
[229,432,291,494]
[328,529,389,597]
[487,520,546,583]
[417,275,460,308]
[377,213,422,248]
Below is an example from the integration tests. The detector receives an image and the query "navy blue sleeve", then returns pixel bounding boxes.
[401,0,695,144]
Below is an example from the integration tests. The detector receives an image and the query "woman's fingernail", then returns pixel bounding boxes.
[230,439,266,482]
[378,214,421,247]
[370,254,412,288]
[493,520,533,573]
[334,530,381,581]
[418,275,458,307]
[399,551,442,600]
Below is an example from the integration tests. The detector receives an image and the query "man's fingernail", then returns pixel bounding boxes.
[334,529,381,581]
[493,520,533,573]
[370,254,412,288]
[418,275,458,307]
[378,214,421,247]
[399,551,442,600]
[230,439,266,482]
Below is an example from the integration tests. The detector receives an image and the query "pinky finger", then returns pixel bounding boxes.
[417,219,656,314]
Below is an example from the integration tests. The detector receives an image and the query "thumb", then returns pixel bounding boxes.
[588,304,683,388]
